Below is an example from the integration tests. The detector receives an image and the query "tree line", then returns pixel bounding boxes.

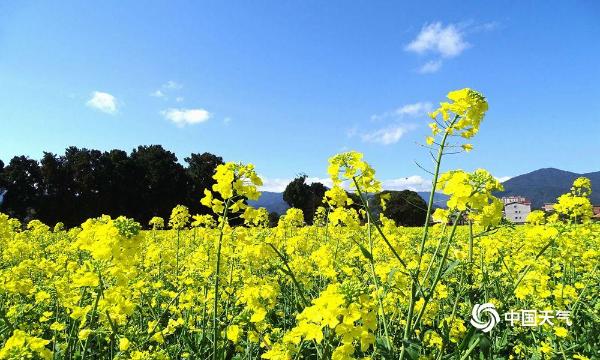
[0,146,223,227]
[282,175,427,226]
[0,145,428,228]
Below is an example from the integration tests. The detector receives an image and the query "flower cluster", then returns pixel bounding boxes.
[426,88,488,152]
[554,177,594,222]
[201,162,263,215]
[433,169,504,227]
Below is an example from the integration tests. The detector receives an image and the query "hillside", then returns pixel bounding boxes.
[498,168,600,208]
[251,169,600,214]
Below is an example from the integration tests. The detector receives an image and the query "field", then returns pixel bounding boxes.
[1,211,599,359]
[1,89,598,359]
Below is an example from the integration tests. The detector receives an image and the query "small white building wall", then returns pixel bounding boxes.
[504,203,531,224]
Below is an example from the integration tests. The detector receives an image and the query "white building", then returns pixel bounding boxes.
[502,196,531,224]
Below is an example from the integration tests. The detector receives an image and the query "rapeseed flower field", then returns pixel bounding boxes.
[1,89,598,359]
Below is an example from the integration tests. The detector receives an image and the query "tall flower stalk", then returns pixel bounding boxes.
[200,162,263,360]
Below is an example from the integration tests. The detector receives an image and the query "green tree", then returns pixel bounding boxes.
[130,145,188,224]
[185,152,224,214]
[374,190,427,226]
[268,211,280,227]
[1,156,42,221]
[283,175,310,223]
[283,175,327,224]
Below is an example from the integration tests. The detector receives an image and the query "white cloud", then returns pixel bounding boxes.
[471,21,499,33]
[161,108,211,126]
[150,81,183,99]
[361,125,411,145]
[164,80,182,90]
[259,178,291,192]
[371,101,432,122]
[382,175,432,191]
[86,91,118,114]
[418,60,443,74]
[405,22,469,58]
[259,177,333,192]
[361,102,429,145]
[496,176,512,183]
[223,117,232,125]
[396,102,433,116]
[259,175,433,192]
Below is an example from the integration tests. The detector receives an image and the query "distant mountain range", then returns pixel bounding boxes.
[250,168,600,214]
[249,191,449,215]
[248,191,291,215]
[498,168,600,208]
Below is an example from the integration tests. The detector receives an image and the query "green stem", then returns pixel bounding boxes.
[364,199,393,355]
[175,229,181,283]
[416,116,457,267]
[468,221,474,264]
[459,336,481,360]
[213,200,230,360]
[410,211,463,333]
[267,243,309,307]
[81,275,103,360]
[400,118,456,360]
[351,177,417,285]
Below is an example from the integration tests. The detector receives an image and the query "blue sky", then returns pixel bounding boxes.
[1,1,599,191]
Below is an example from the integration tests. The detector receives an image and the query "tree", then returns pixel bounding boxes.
[62,147,109,225]
[0,159,5,190]
[38,152,75,226]
[185,152,224,214]
[268,211,280,227]
[374,190,427,226]
[1,156,43,221]
[0,146,231,227]
[309,182,327,209]
[102,149,140,219]
[130,145,188,224]
[283,175,327,224]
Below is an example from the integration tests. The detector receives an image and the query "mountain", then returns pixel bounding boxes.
[248,191,290,215]
[249,191,448,215]
[498,168,600,208]
[250,169,600,214]
[417,192,449,209]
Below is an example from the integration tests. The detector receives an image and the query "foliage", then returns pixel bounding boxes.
[373,190,427,227]
[282,175,326,224]
[0,147,223,227]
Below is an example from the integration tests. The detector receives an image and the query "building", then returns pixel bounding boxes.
[502,196,531,224]
[593,206,600,221]
[502,196,528,206]
[542,203,555,212]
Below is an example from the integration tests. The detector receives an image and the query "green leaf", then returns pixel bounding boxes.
[356,242,374,261]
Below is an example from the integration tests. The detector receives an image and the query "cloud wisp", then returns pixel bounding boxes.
[418,60,443,74]
[354,101,431,145]
[406,22,469,58]
[150,81,183,100]
[259,175,433,193]
[361,125,413,145]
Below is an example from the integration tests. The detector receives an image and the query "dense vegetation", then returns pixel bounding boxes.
[0,147,224,227]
